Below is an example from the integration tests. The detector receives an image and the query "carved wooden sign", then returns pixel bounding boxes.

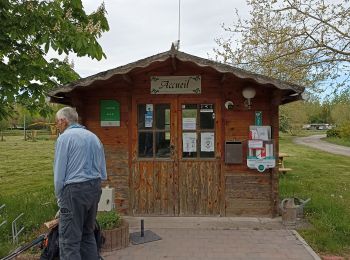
[151,75,201,94]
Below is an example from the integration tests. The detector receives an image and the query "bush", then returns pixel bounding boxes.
[96,211,121,230]
[326,128,340,138]
[339,122,350,139]
[279,114,290,133]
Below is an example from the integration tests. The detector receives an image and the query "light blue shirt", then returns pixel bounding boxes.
[54,124,107,202]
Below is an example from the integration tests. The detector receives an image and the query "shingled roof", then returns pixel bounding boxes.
[49,45,304,98]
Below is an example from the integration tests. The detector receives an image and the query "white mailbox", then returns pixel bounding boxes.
[98,187,115,211]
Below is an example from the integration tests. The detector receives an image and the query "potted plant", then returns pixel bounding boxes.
[96,210,129,252]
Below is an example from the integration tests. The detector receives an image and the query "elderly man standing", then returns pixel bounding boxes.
[54,107,107,260]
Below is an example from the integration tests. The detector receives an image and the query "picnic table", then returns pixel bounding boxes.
[278,152,292,174]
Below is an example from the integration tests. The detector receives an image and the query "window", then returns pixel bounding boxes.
[138,104,171,158]
[182,104,215,158]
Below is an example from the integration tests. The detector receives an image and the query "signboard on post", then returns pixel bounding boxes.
[151,76,201,94]
[100,100,120,127]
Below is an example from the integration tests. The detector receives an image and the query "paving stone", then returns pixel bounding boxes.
[102,217,320,260]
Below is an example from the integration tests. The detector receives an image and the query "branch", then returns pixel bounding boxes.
[304,30,350,56]
[284,0,350,38]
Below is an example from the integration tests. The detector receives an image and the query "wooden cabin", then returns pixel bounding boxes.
[49,45,304,217]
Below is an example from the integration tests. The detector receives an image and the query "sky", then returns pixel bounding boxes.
[72,0,250,77]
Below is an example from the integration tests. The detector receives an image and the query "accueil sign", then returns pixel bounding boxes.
[151,75,201,94]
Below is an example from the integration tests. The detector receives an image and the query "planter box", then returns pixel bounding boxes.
[101,219,129,252]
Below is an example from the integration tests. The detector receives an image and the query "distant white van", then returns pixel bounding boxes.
[302,123,332,130]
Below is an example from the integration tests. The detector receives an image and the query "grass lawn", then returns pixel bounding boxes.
[279,134,350,256]
[0,134,349,257]
[0,136,57,257]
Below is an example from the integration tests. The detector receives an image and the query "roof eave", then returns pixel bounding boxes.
[48,48,305,99]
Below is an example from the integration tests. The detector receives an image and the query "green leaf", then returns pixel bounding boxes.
[0,0,109,119]
[44,41,50,53]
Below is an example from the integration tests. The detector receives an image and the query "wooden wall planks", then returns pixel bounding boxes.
[73,59,281,217]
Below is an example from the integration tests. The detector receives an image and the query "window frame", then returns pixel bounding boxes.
[137,103,171,160]
[181,103,216,160]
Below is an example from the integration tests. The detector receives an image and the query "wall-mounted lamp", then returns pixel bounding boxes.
[242,87,256,109]
[224,100,234,110]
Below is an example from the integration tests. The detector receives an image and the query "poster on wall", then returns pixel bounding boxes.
[201,132,214,152]
[183,118,196,130]
[100,100,120,127]
[183,132,197,152]
[145,104,153,127]
[145,112,153,128]
[249,125,271,140]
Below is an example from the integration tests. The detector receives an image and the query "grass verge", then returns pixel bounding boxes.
[279,135,350,256]
[323,137,350,147]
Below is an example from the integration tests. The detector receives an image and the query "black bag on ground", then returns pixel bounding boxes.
[40,225,59,260]
[40,221,104,260]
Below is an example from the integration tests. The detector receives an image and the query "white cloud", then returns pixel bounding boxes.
[71,0,249,77]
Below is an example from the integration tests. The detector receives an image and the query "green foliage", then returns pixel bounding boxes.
[279,112,290,133]
[339,122,350,139]
[214,0,350,95]
[279,94,350,134]
[0,0,110,120]
[326,128,340,138]
[96,210,121,230]
[279,101,308,133]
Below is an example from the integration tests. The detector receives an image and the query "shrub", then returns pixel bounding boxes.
[279,114,290,133]
[96,210,121,230]
[339,122,350,139]
[326,128,340,138]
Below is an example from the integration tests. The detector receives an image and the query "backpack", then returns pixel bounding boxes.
[40,225,59,260]
[40,221,104,260]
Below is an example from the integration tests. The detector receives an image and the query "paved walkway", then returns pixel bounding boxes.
[102,217,320,260]
[294,134,350,157]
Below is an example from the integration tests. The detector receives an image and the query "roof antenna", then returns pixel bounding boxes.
[173,0,181,50]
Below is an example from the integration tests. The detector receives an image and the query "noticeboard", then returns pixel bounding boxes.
[100,100,120,127]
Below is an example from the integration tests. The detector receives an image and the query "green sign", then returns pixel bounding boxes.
[100,100,120,127]
[255,111,262,126]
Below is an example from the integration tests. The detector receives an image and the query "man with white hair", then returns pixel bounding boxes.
[54,106,107,260]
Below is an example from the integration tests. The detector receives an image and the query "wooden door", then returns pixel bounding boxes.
[177,98,222,216]
[131,97,222,216]
[131,98,178,215]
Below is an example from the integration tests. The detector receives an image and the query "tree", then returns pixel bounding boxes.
[0,119,9,141]
[0,0,109,120]
[330,91,350,126]
[280,101,308,134]
[214,0,350,95]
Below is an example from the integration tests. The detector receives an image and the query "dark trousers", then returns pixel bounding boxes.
[59,179,102,260]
